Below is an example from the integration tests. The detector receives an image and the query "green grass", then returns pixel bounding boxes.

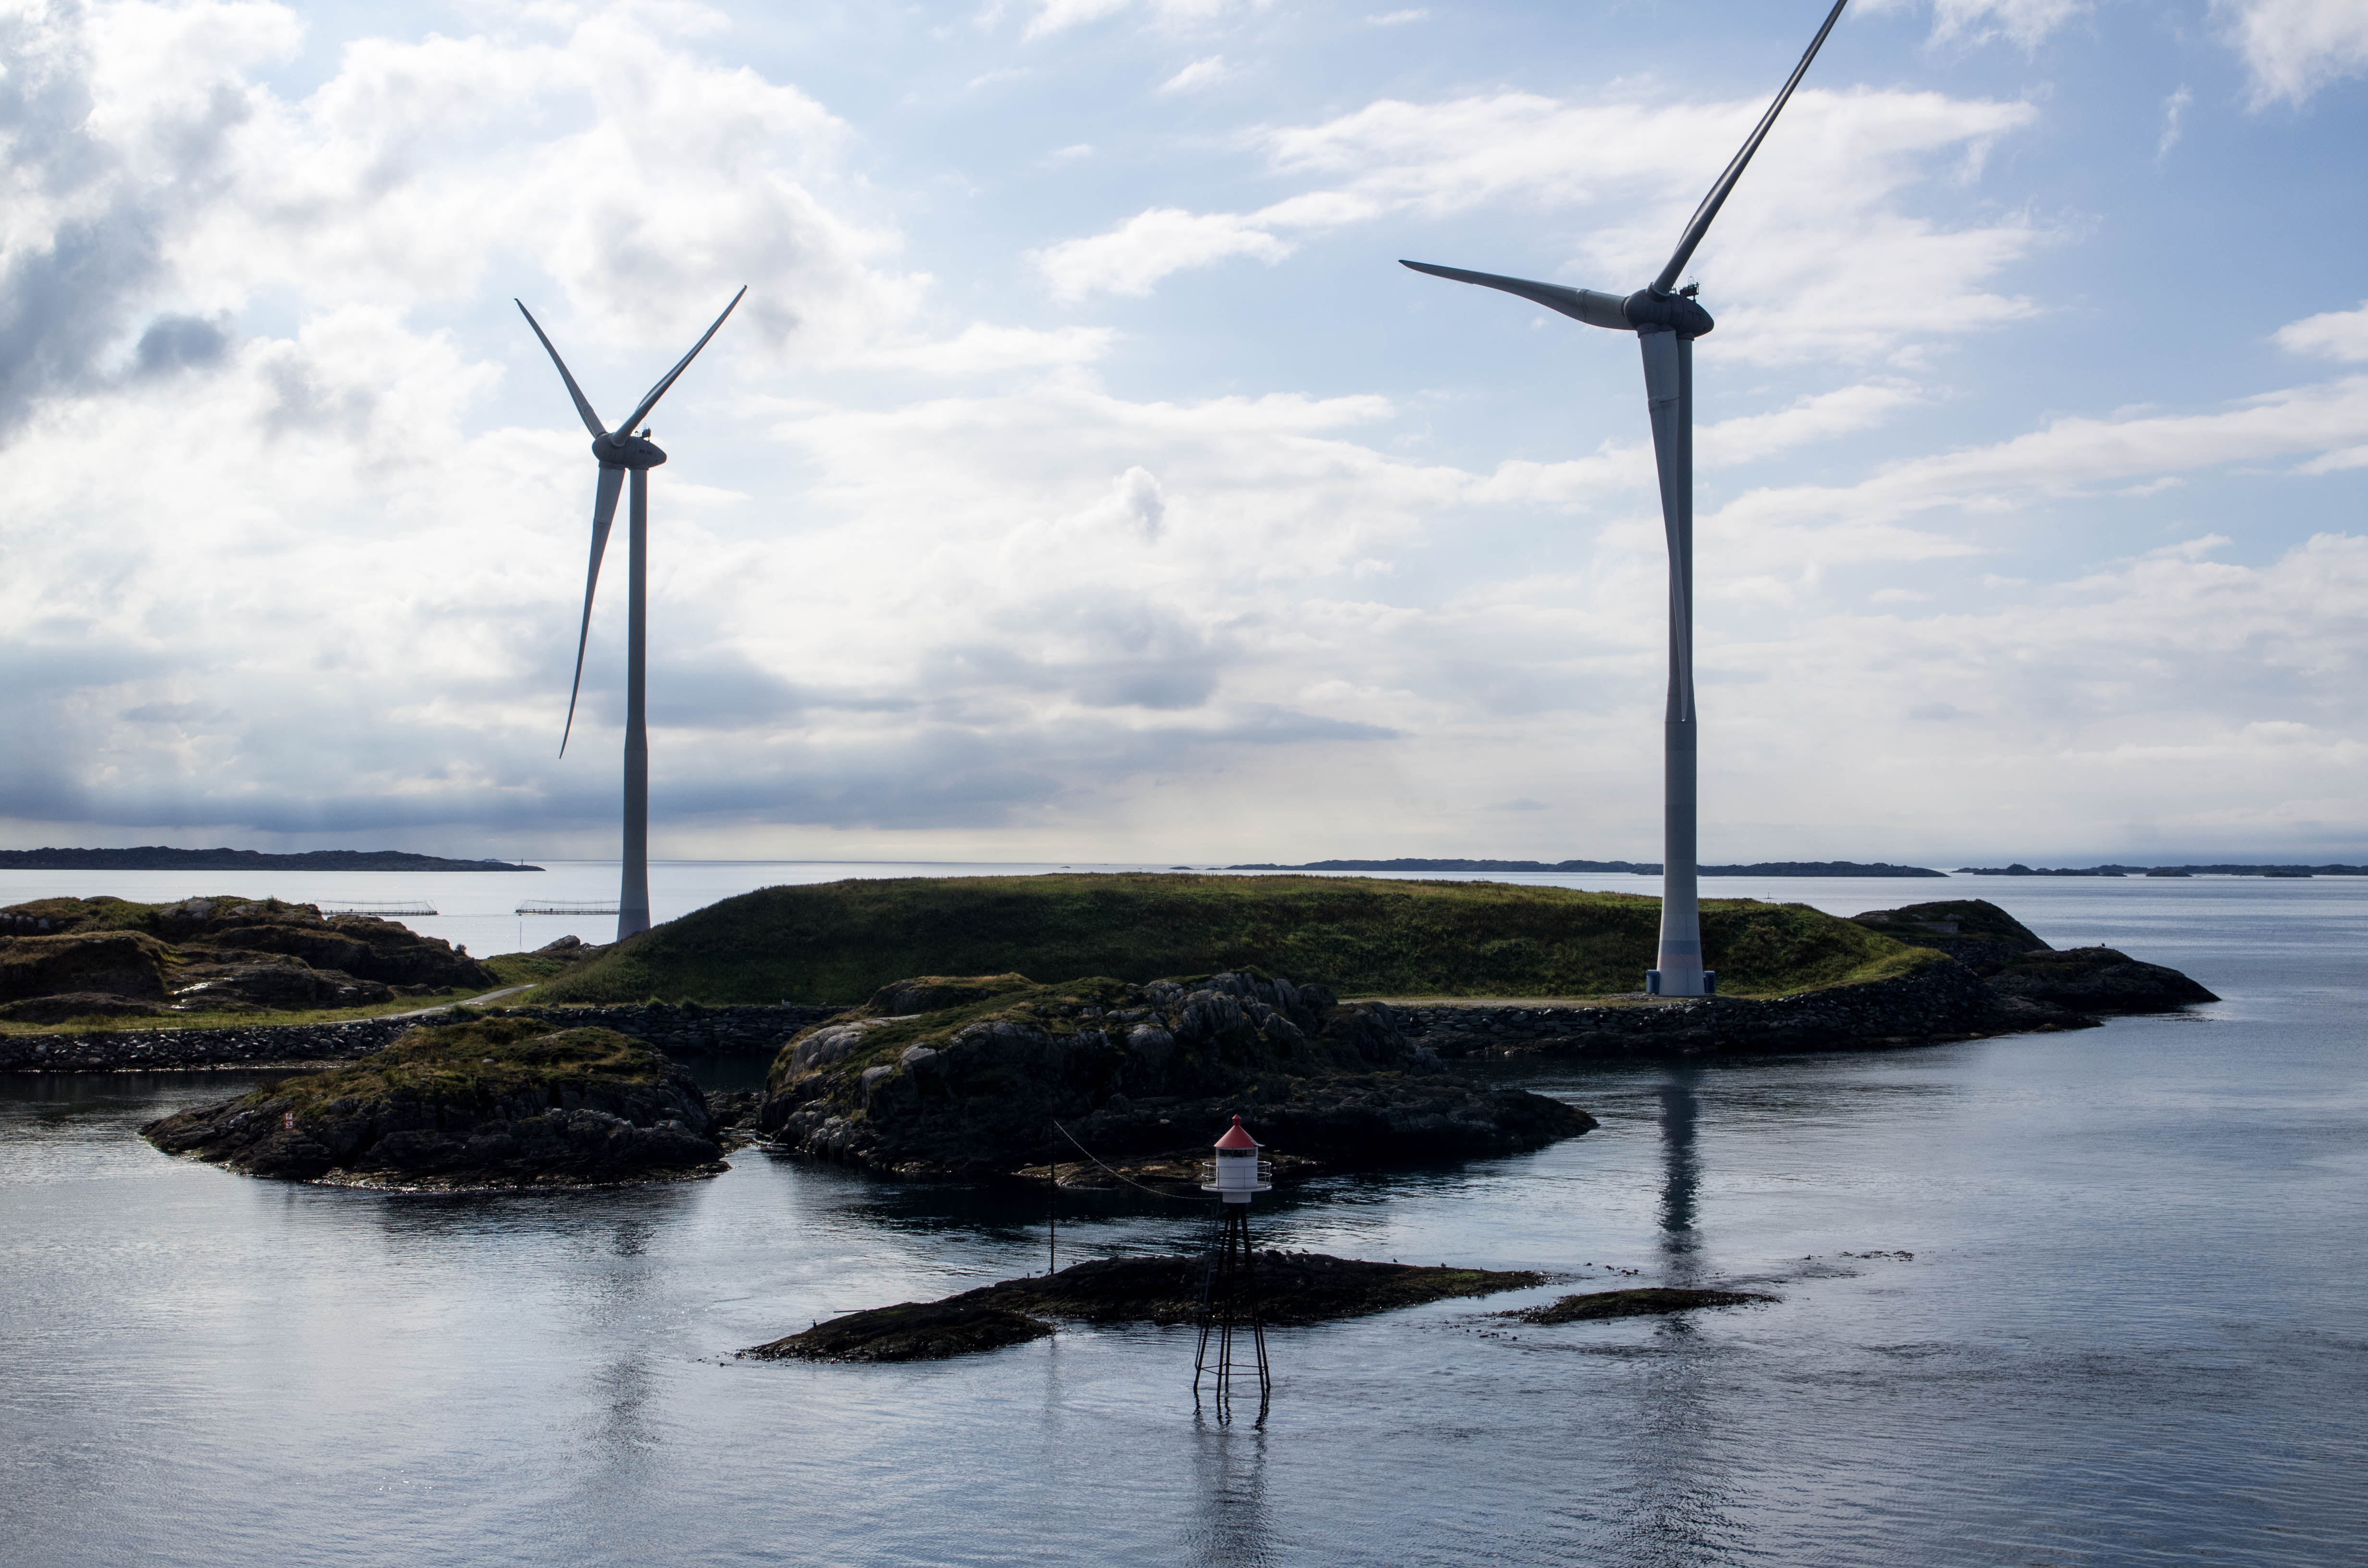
[0,987,492,1037]
[0,893,303,934]
[530,873,1938,1007]
[762,976,1131,1096]
[480,951,594,988]
[257,1019,665,1120]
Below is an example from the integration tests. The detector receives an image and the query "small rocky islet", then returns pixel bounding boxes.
[1847,899,2218,1020]
[1501,1287,1777,1323]
[744,1259,1785,1363]
[0,894,492,1024]
[743,1253,1552,1362]
[141,1017,729,1189]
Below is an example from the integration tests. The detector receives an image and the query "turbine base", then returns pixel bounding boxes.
[1646,969,1716,998]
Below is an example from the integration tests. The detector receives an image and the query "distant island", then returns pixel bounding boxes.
[1956,863,2366,878]
[0,846,541,872]
[1224,858,1947,878]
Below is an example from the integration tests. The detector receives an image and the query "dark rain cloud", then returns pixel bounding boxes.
[0,8,244,437]
[134,314,231,377]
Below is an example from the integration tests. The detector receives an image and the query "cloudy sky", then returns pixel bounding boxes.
[4,0,2366,865]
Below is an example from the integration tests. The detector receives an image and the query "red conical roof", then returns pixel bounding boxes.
[1214,1115,1259,1150]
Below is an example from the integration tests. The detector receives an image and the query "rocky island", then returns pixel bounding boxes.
[0,846,540,871]
[745,1252,1548,1362]
[1395,897,2220,1059]
[1,894,493,1025]
[756,969,1597,1179]
[1848,900,2219,1019]
[142,1018,727,1189]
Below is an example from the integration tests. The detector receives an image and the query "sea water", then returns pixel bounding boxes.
[1,873,2362,1565]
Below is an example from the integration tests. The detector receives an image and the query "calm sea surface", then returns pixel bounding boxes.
[2,872,2363,1565]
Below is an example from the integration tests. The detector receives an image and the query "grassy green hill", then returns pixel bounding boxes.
[528,874,1936,1006]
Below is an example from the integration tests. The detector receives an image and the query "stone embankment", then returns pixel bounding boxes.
[0,1016,419,1071]
[482,1002,843,1057]
[1396,960,2011,1060]
[3,1001,846,1073]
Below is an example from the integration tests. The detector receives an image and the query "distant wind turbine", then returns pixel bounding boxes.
[1402,0,1849,999]
[516,287,746,941]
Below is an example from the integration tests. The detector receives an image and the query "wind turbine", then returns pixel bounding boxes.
[1403,0,1848,999]
[516,286,746,942]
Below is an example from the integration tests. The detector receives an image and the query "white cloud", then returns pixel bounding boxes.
[1364,9,1428,24]
[1158,55,1232,93]
[168,11,924,363]
[1041,87,2045,362]
[1714,371,2368,538]
[1933,0,2089,49]
[1034,207,1293,299]
[2213,0,2368,106]
[2276,300,2368,362]
[1858,0,2088,49]
[1024,0,1250,40]
[857,323,1116,375]
[2158,84,2194,159]
[1700,383,1923,466]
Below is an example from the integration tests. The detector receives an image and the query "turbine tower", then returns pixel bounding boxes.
[517,287,746,942]
[1403,0,1849,999]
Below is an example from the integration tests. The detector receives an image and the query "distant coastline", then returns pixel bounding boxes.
[1955,863,2366,878]
[0,846,542,872]
[1222,858,1948,878]
[1224,858,2368,879]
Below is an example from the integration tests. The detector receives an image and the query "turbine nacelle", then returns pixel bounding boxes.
[1622,289,1715,337]
[596,432,667,470]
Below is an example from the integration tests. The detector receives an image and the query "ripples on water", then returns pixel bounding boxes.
[3,878,2365,1565]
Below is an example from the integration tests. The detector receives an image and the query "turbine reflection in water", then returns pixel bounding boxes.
[1657,1070,1704,1285]
[1622,1067,1747,1566]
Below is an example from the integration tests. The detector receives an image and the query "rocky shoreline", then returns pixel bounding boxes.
[1398,959,2007,1061]
[1399,901,2218,1062]
[9,901,2217,1079]
[0,1000,844,1073]
[755,970,1599,1180]
[0,1014,421,1071]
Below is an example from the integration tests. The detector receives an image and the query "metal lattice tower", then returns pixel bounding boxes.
[1195,1115,1272,1423]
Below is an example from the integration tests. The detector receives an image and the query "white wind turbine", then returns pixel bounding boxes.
[516,288,746,941]
[1403,0,1850,997]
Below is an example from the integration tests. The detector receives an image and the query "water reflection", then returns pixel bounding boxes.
[1184,1421,1273,1568]
[1619,1067,1744,1564]
[1655,1069,1703,1285]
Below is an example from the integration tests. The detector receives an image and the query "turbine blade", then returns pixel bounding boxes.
[516,300,609,439]
[1653,0,1850,295]
[560,464,627,757]
[1398,261,1631,331]
[620,285,747,436]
